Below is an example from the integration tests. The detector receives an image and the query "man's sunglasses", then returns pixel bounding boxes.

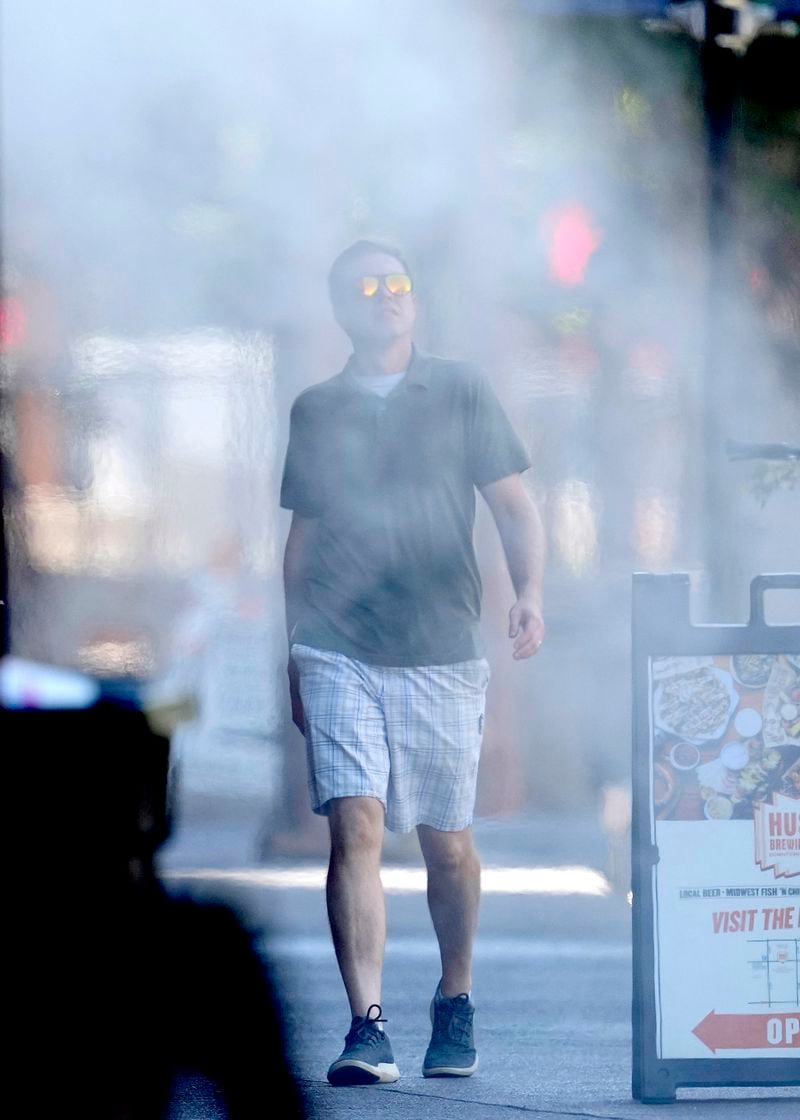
[357,273,413,298]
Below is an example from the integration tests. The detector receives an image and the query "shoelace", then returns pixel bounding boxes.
[346,1003,387,1046]
[435,994,473,1045]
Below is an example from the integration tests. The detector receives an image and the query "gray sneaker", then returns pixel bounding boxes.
[327,1004,400,1086]
[422,985,478,1077]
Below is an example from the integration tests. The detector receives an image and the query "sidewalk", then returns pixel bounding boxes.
[160,801,799,1118]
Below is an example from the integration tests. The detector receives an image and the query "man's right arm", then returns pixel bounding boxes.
[284,512,316,733]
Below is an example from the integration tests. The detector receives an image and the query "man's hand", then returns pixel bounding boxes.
[287,657,306,735]
[509,597,545,660]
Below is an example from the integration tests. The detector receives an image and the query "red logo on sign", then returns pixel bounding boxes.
[754,794,800,879]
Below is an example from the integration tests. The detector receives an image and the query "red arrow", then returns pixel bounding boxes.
[693,1011,800,1053]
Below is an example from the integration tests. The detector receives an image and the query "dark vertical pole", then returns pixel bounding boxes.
[0,231,8,656]
[702,1,739,619]
[0,448,8,655]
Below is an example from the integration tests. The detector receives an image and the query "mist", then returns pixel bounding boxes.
[2,0,798,822]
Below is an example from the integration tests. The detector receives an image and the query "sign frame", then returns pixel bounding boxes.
[632,572,800,1103]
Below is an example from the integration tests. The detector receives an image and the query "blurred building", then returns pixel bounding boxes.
[2,2,798,820]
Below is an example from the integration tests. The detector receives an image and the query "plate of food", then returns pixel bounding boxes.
[704,794,733,820]
[653,760,678,814]
[695,740,793,820]
[763,659,800,748]
[782,758,800,798]
[731,654,777,689]
[731,745,783,799]
[654,666,739,745]
[669,741,701,770]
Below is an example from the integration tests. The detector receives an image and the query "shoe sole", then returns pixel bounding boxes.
[422,1056,479,1078]
[327,1060,400,1086]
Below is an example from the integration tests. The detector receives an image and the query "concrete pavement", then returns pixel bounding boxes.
[158,801,799,1118]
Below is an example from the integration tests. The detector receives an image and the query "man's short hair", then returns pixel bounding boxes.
[328,239,411,302]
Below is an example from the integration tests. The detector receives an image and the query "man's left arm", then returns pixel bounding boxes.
[480,473,546,660]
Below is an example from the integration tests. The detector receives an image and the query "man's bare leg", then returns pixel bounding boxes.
[417,825,481,996]
[327,796,386,1017]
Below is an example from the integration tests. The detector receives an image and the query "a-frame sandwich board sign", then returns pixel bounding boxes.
[632,573,800,1102]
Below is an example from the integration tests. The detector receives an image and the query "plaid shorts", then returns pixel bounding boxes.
[291,643,490,833]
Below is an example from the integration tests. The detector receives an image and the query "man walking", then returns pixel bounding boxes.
[281,240,546,1085]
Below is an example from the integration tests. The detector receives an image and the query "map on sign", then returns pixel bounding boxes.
[748,939,800,1009]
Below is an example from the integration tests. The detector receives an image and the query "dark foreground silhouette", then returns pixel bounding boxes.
[8,700,304,1119]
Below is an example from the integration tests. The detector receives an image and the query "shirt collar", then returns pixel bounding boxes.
[338,344,431,392]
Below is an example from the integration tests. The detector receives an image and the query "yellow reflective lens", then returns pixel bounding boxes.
[385,273,412,295]
[358,273,412,297]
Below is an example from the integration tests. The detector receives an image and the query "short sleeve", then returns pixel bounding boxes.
[280,396,324,517]
[468,372,531,489]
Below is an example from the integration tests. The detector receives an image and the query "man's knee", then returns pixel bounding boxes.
[328,797,385,858]
[418,826,479,875]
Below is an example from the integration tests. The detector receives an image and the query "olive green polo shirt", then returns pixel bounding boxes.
[280,347,530,666]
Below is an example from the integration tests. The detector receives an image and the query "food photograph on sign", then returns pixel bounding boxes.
[648,653,800,1061]
[652,654,800,823]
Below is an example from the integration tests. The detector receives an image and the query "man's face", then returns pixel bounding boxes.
[332,251,417,344]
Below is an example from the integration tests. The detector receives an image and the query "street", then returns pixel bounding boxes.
[158,802,799,1118]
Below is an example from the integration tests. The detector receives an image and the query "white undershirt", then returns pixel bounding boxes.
[352,370,407,398]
